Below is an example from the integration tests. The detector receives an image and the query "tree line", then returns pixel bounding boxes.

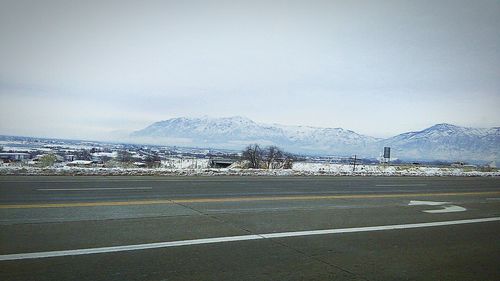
[241,144,294,169]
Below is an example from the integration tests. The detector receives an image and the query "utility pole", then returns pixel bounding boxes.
[352,155,357,172]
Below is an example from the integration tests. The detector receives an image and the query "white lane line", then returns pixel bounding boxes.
[1,217,498,261]
[36,187,153,191]
[375,184,427,187]
[486,198,500,201]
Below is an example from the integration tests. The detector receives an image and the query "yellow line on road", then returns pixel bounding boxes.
[174,191,500,203]
[0,200,176,209]
[1,191,500,209]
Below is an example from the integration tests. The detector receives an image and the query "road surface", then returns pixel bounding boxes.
[0,176,499,280]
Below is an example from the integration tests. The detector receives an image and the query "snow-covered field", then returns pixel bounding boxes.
[291,163,499,176]
[0,162,498,177]
[161,158,210,169]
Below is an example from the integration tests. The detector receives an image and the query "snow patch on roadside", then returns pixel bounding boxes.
[0,162,498,177]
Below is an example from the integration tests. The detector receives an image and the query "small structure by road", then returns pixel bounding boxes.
[0,152,31,162]
[209,158,237,168]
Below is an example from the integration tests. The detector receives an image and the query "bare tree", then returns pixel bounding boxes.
[264,146,284,169]
[100,156,112,164]
[145,153,161,168]
[117,150,133,163]
[282,155,295,169]
[38,154,57,167]
[242,144,263,168]
[75,149,92,161]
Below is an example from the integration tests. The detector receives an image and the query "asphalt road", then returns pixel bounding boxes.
[0,176,499,281]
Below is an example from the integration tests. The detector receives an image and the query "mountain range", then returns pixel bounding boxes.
[131,116,499,163]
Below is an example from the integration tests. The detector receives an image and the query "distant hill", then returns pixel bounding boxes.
[131,116,499,163]
[377,123,499,163]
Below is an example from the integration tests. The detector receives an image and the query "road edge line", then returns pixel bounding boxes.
[1,217,499,261]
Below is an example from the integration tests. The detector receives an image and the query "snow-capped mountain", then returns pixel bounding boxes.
[131,116,378,155]
[378,123,499,162]
[132,117,499,162]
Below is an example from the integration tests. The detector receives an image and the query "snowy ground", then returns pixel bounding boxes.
[291,162,499,177]
[0,162,498,176]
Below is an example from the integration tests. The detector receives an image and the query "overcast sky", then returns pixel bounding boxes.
[1,0,499,140]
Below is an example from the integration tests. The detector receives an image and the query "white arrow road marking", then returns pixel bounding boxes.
[424,205,467,213]
[408,200,467,213]
[408,200,450,206]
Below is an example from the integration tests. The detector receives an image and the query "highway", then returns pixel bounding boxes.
[0,176,499,280]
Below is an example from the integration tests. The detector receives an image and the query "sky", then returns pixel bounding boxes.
[1,0,499,140]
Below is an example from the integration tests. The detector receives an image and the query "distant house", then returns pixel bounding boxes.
[64,155,76,162]
[67,160,94,167]
[91,152,116,162]
[0,152,31,162]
